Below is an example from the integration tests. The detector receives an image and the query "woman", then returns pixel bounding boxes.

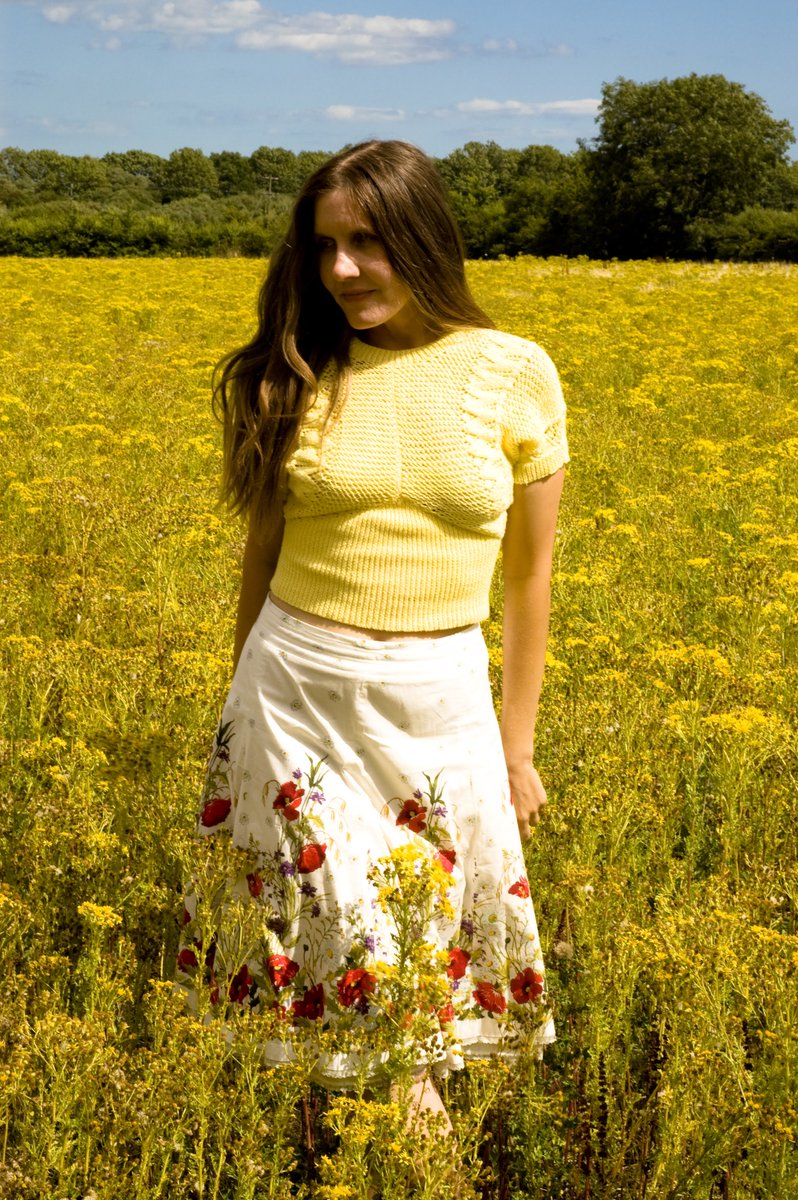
[178,140,568,1124]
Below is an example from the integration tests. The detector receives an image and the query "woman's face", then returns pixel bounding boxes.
[314,189,430,350]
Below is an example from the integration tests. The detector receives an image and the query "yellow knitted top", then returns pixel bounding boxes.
[270,327,569,631]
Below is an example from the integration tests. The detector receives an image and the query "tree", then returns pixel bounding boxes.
[502,146,593,256]
[210,151,257,196]
[101,150,165,204]
[102,150,165,182]
[0,148,38,205]
[55,156,113,201]
[437,141,519,199]
[250,146,302,194]
[437,141,520,256]
[585,74,795,257]
[160,148,219,202]
[0,149,113,202]
[1,148,62,189]
[295,150,332,187]
[762,158,798,211]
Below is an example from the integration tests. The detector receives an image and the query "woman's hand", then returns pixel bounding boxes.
[508,760,548,840]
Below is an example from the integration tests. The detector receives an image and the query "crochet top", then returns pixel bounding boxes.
[269,327,569,631]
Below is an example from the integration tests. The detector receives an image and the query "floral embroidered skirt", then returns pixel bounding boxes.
[177,595,554,1088]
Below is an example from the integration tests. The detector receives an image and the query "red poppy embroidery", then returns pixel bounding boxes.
[510,968,544,1004]
[273,780,304,821]
[436,847,456,873]
[447,947,471,980]
[228,964,252,1004]
[337,968,377,1014]
[247,872,264,898]
[509,877,530,898]
[396,798,428,832]
[267,954,300,990]
[296,843,327,873]
[280,780,304,802]
[180,906,192,926]
[291,982,325,1020]
[473,980,507,1014]
[176,947,198,971]
[200,795,232,827]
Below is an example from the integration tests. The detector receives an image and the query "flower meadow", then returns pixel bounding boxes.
[1,256,797,1199]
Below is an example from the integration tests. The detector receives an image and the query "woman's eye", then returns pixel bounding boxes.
[353,230,377,245]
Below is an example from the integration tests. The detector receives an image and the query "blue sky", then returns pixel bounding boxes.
[2,0,797,158]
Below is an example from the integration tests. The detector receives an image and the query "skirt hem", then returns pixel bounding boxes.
[258,1014,556,1090]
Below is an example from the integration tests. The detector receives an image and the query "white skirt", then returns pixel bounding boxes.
[178,596,555,1088]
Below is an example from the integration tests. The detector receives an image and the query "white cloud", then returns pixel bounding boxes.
[457,97,599,117]
[542,99,599,115]
[238,14,454,64]
[481,37,518,53]
[99,14,127,31]
[38,2,456,62]
[479,36,571,58]
[153,1,270,37]
[43,0,264,35]
[43,4,75,21]
[325,104,405,121]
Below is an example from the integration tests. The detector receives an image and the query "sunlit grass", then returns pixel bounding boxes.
[1,256,796,1198]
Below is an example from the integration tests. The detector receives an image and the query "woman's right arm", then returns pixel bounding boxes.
[233,508,285,671]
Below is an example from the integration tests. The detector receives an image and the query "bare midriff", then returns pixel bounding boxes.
[268,592,475,641]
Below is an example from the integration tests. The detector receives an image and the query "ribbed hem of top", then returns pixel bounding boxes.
[514,445,571,485]
[270,507,500,632]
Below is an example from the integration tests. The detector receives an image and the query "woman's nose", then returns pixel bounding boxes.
[331,248,359,279]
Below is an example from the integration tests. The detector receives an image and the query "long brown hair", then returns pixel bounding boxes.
[214,139,493,523]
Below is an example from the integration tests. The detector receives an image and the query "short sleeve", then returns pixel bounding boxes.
[501,343,569,485]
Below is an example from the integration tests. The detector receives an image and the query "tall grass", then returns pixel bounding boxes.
[1,257,796,1198]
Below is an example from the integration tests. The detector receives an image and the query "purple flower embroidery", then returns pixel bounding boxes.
[413,788,423,800]
[363,934,376,953]
[432,805,448,817]
[460,918,475,937]
[309,790,325,804]
[300,882,317,897]
[310,902,321,917]
[292,768,303,780]
[280,860,297,877]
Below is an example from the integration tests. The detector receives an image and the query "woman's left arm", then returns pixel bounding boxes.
[500,467,565,839]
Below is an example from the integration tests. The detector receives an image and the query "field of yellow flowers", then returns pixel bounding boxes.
[1,255,796,1200]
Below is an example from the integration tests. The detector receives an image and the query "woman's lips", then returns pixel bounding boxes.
[339,290,374,302]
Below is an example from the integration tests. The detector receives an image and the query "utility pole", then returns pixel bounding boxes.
[263,175,278,217]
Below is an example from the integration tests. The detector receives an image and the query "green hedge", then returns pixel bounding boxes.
[3,200,798,261]
[688,207,798,261]
[0,209,281,257]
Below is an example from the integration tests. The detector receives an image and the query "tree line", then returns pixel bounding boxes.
[2,74,797,261]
